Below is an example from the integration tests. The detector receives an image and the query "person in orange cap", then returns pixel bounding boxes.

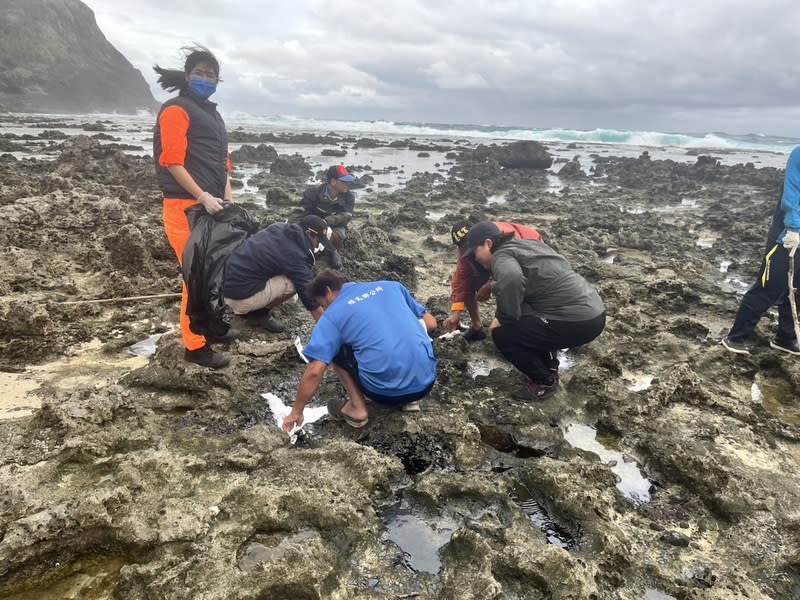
[300,164,357,269]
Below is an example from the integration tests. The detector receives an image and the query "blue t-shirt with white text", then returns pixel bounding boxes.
[302,281,437,397]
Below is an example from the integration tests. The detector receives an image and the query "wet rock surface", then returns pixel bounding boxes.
[0,123,799,599]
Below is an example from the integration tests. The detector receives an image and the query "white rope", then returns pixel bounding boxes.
[59,292,181,305]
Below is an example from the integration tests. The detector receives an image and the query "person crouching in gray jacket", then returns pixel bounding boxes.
[460,222,606,401]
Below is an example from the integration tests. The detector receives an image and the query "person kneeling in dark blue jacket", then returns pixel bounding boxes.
[223,215,328,331]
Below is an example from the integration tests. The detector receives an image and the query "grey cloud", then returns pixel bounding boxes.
[84,0,800,135]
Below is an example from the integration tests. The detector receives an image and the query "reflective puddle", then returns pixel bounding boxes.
[237,530,319,572]
[469,350,575,378]
[723,275,750,294]
[600,251,617,264]
[563,423,651,503]
[0,556,129,599]
[695,230,717,248]
[468,357,508,378]
[751,374,799,425]
[383,510,456,574]
[546,174,564,193]
[511,482,582,550]
[559,350,577,371]
[644,589,677,600]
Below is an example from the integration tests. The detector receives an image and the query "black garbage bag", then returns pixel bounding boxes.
[182,203,260,337]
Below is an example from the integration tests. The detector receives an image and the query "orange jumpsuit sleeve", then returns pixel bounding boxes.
[158,105,190,167]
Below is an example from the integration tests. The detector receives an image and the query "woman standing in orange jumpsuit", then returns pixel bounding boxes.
[153,46,234,368]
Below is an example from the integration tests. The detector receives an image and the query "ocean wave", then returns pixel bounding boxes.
[222,112,800,154]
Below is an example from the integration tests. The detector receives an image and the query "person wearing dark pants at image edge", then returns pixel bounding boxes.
[153,46,234,369]
[222,215,329,330]
[444,220,543,342]
[282,270,438,432]
[722,146,800,356]
[461,222,606,401]
[300,165,356,269]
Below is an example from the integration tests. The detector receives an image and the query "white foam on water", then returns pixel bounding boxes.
[719,260,732,273]
[486,193,507,205]
[563,423,651,503]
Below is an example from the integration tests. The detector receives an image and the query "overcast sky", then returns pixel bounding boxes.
[84,0,800,136]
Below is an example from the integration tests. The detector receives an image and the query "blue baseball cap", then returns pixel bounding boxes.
[327,164,356,183]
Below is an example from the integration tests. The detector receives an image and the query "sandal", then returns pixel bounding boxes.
[326,398,369,429]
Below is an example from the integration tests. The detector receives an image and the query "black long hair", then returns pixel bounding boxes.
[153,45,220,93]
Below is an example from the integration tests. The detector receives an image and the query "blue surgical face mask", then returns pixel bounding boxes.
[189,76,217,99]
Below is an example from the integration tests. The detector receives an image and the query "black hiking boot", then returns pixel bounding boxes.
[184,345,230,369]
[206,327,240,344]
[246,309,286,333]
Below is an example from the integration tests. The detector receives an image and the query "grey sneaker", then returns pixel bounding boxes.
[770,338,800,356]
[721,336,751,355]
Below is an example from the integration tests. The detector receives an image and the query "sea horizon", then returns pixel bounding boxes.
[6,109,800,155]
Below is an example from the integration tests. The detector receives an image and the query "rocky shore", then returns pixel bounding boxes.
[0,117,798,599]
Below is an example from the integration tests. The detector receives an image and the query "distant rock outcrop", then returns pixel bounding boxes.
[0,0,157,114]
[471,140,554,170]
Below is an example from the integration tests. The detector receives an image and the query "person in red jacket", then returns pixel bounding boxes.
[443,220,543,341]
[153,46,234,369]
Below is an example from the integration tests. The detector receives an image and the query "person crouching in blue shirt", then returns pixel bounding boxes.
[282,270,438,430]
